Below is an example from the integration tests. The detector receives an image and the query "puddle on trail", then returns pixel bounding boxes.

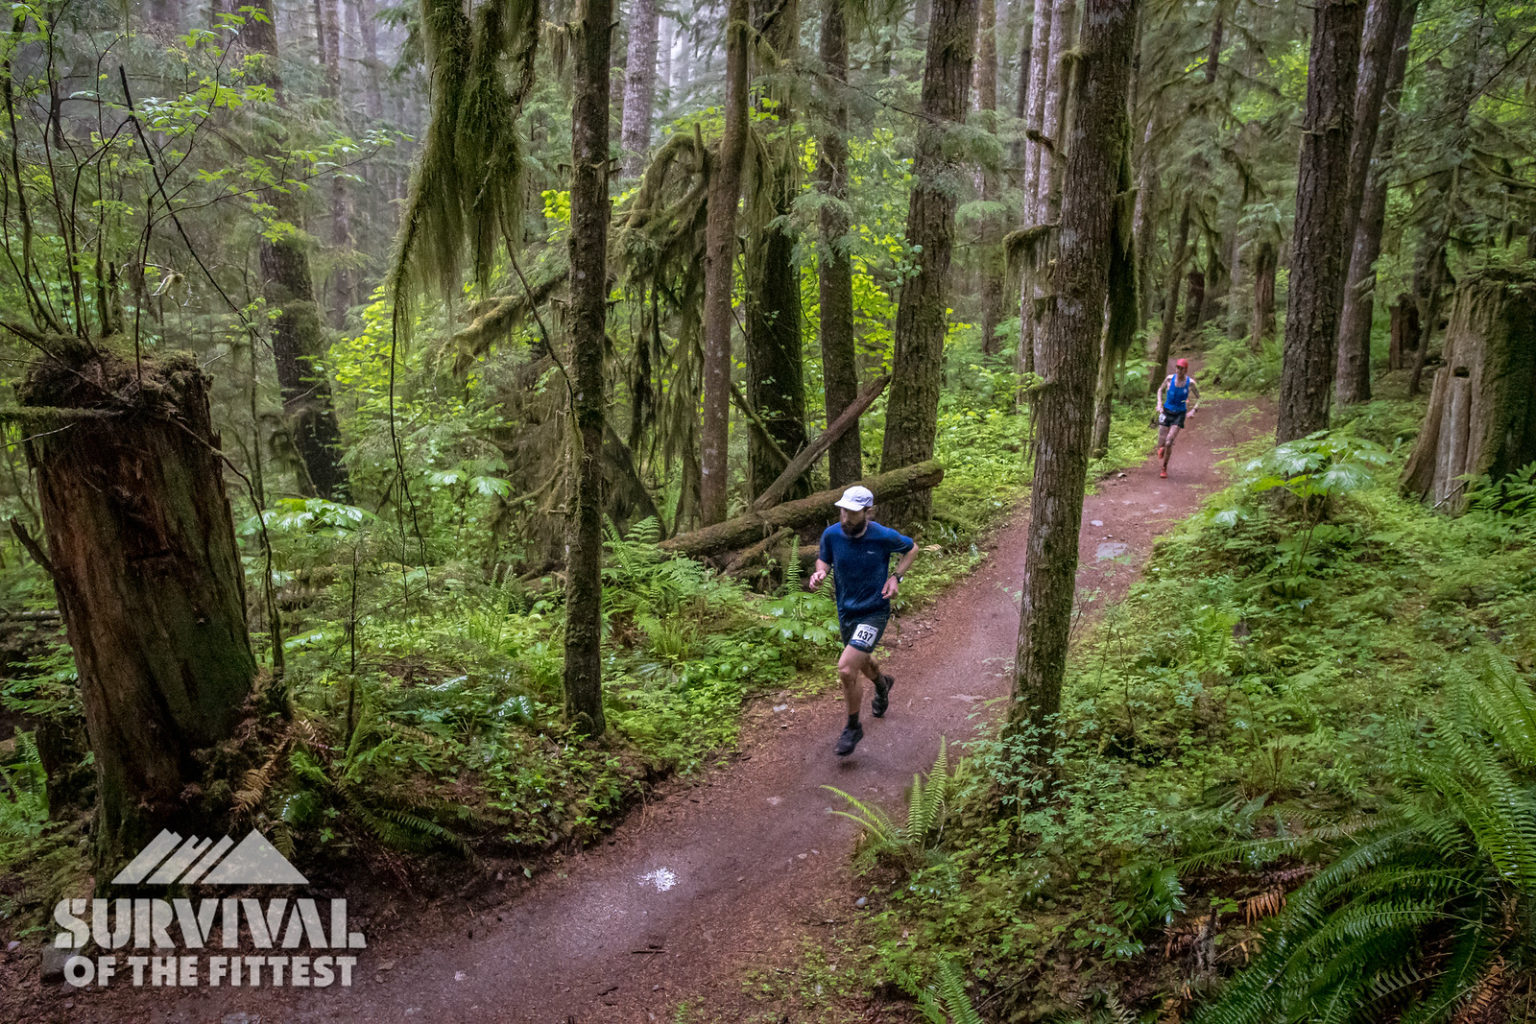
[1095,541,1130,559]
[638,868,679,892]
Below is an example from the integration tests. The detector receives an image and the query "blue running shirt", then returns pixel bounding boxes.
[818,521,916,618]
[1163,374,1195,413]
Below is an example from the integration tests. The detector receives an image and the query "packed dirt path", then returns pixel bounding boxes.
[36,396,1267,1024]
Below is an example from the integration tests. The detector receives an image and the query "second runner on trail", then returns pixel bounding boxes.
[807,485,919,757]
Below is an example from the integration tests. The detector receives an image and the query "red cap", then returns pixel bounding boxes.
[1175,358,1189,369]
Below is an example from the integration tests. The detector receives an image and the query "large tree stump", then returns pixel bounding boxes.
[1402,270,1536,512]
[18,342,258,870]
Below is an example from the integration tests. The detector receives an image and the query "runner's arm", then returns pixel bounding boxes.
[1189,377,1202,413]
[893,545,918,580]
[1155,376,1168,411]
[808,557,831,591]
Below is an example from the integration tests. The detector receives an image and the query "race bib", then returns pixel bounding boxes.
[851,623,879,647]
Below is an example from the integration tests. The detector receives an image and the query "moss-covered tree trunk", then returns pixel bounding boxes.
[746,0,808,501]
[19,345,258,872]
[1011,0,1138,737]
[1092,135,1137,458]
[879,0,979,526]
[260,240,350,501]
[1275,0,1362,442]
[816,0,862,489]
[700,0,749,525]
[1401,271,1536,513]
[563,0,612,735]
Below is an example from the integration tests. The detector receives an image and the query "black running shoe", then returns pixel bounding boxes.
[835,723,864,756]
[872,674,894,718]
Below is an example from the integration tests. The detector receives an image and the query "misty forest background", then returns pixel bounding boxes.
[2,0,1536,1018]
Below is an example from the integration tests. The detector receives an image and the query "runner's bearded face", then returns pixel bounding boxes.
[839,507,870,536]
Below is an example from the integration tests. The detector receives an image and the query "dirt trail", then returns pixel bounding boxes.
[35,396,1268,1024]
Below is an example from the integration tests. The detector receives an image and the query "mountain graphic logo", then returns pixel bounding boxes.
[111,829,309,886]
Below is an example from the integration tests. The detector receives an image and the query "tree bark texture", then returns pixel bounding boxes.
[1275,0,1363,443]
[816,0,861,488]
[563,0,613,735]
[1401,271,1536,512]
[1019,0,1078,374]
[1010,13,1032,188]
[1251,239,1278,349]
[260,240,351,501]
[700,0,750,525]
[1011,0,1138,735]
[621,0,660,177]
[977,0,1004,355]
[660,460,945,558]
[19,348,257,872]
[1335,0,1414,404]
[1148,198,1190,393]
[879,0,980,526]
[746,0,808,501]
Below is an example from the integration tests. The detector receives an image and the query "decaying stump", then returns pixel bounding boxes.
[18,340,259,869]
[1402,270,1536,512]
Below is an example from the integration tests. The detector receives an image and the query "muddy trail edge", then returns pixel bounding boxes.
[43,396,1270,1024]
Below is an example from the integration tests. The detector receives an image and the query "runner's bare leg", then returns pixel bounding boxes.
[838,645,871,715]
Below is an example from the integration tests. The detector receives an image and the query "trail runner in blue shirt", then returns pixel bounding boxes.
[807,485,919,757]
[1154,358,1201,479]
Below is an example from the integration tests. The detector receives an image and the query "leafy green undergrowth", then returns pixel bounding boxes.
[856,405,1536,1022]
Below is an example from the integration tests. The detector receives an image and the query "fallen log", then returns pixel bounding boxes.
[750,375,889,513]
[659,460,944,559]
[723,527,793,576]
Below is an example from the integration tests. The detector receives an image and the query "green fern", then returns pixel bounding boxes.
[1195,653,1536,1024]
[824,739,951,867]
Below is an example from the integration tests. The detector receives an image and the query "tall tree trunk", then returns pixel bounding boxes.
[318,0,355,325]
[879,0,980,526]
[977,0,1004,356]
[1335,0,1413,404]
[1407,16,1478,397]
[1148,198,1190,392]
[1016,0,1052,376]
[746,0,807,499]
[816,0,861,487]
[1019,0,1077,375]
[246,0,351,499]
[620,0,660,177]
[1275,0,1363,443]
[351,0,385,120]
[1251,239,1278,349]
[700,0,749,525]
[261,242,351,500]
[1010,14,1031,189]
[1092,133,1136,457]
[564,0,612,735]
[1131,109,1158,331]
[20,346,258,873]
[1011,0,1137,737]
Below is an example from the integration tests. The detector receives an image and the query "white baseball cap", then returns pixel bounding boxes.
[834,485,874,511]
